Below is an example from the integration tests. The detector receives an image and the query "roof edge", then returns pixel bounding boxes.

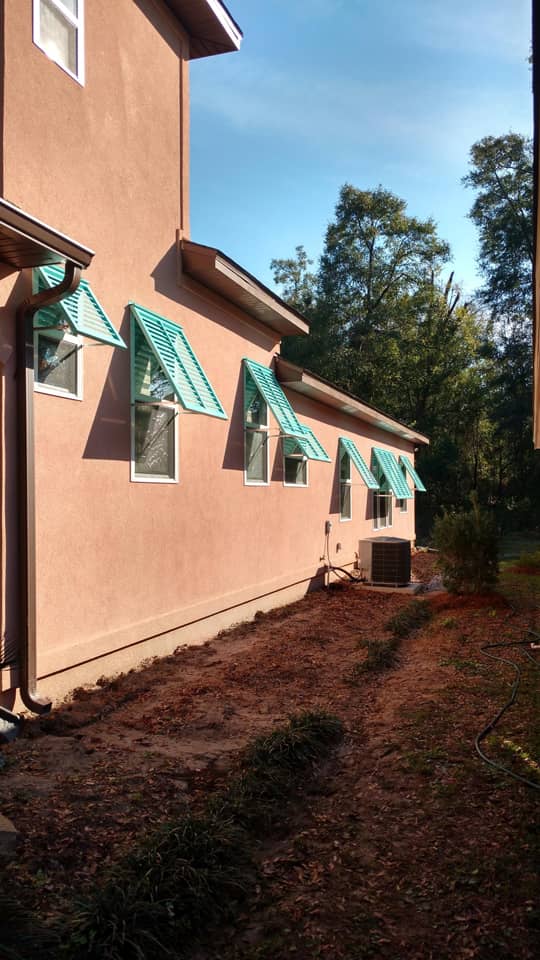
[180,239,310,338]
[275,356,430,447]
[0,198,94,270]
[164,0,242,59]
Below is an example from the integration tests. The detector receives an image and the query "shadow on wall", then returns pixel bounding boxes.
[83,305,131,461]
[152,244,280,352]
[327,453,374,522]
[0,270,32,689]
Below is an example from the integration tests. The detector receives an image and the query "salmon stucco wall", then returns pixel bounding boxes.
[0,0,424,703]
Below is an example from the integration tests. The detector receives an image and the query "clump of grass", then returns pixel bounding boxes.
[345,638,400,682]
[59,711,343,960]
[69,815,252,960]
[0,895,61,960]
[213,711,344,829]
[515,549,540,571]
[439,656,484,676]
[386,600,432,638]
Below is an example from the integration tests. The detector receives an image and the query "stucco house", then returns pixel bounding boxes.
[0,0,427,716]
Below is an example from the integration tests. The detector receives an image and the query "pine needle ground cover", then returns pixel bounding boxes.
[1,550,539,959]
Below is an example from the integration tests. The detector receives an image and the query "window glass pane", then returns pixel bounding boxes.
[60,0,79,15]
[245,392,267,427]
[340,452,350,481]
[340,483,351,520]
[40,0,77,74]
[374,493,392,528]
[245,429,267,482]
[285,457,306,485]
[133,324,174,401]
[36,333,78,394]
[135,405,175,478]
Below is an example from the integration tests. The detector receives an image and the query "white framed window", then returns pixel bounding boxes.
[397,498,408,513]
[283,440,308,487]
[244,371,269,485]
[34,327,83,400]
[33,0,85,85]
[340,449,352,521]
[374,492,393,530]
[131,319,178,483]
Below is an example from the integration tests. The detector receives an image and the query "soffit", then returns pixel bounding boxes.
[276,357,430,446]
[181,240,310,337]
[0,198,93,270]
[163,0,242,58]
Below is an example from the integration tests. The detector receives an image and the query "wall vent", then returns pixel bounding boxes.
[358,537,411,587]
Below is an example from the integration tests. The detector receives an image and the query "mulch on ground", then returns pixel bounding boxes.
[1,551,539,959]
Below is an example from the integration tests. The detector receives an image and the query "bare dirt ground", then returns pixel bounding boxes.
[1,552,539,959]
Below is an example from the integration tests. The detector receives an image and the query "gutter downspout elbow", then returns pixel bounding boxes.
[15,261,81,714]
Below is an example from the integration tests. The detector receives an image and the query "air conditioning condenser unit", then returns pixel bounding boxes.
[358,537,411,587]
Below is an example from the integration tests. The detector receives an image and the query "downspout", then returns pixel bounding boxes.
[15,261,81,713]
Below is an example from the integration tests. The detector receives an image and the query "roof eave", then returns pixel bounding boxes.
[180,239,310,338]
[0,198,94,270]
[275,357,430,446]
[163,0,242,59]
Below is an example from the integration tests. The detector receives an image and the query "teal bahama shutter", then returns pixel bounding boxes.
[243,359,305,437]
[339,438,379,489]
[399,454,426,492]
[130,303,227,419]
[372,448,413,499]
[34,265,126,348]
[283,425,331,462]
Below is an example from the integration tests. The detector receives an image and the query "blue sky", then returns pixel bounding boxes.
[190,0,532,299]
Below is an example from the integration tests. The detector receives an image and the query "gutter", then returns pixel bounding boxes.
[15,261,82,714]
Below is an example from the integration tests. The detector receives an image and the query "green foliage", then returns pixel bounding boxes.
[352,637,400,676]
[463,133,533,325]
[272,142,539,537]
[50,712,343,960]
[515,549,540,571]
[386,600,432,637]
[433,495,499,594]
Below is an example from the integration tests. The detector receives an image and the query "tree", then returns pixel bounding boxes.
[463,133,533,328]
[273,185,454,409]
[464,133,539,530]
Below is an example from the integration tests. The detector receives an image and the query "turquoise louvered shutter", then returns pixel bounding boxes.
[243,359,304,437]
[130,303,227,419]
[372,448,413,499]
[399,454,426,492]
[295,424,331,462]
[283,436,303,457]
[34,265,126,348]
[339,438,379,489]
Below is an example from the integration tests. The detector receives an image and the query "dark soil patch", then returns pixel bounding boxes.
[1,553,538,960]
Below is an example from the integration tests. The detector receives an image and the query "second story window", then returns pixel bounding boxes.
[33,0,85,84]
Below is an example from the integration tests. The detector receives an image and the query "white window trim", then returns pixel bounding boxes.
[130,315,179,484]
[244,380,269,486]
[33,0,85,86]
[398,497,408,513]
[339,450,352,522]
[244,424,270,486]
[373,491,393,531]
[130,399,179,485]
[283,449,309,488]
[34,327,83,401]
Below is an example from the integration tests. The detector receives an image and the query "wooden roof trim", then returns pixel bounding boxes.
[0,198,93,270]
[163,0,242,59]
[275,356,430,447]
[180,239,310,337]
